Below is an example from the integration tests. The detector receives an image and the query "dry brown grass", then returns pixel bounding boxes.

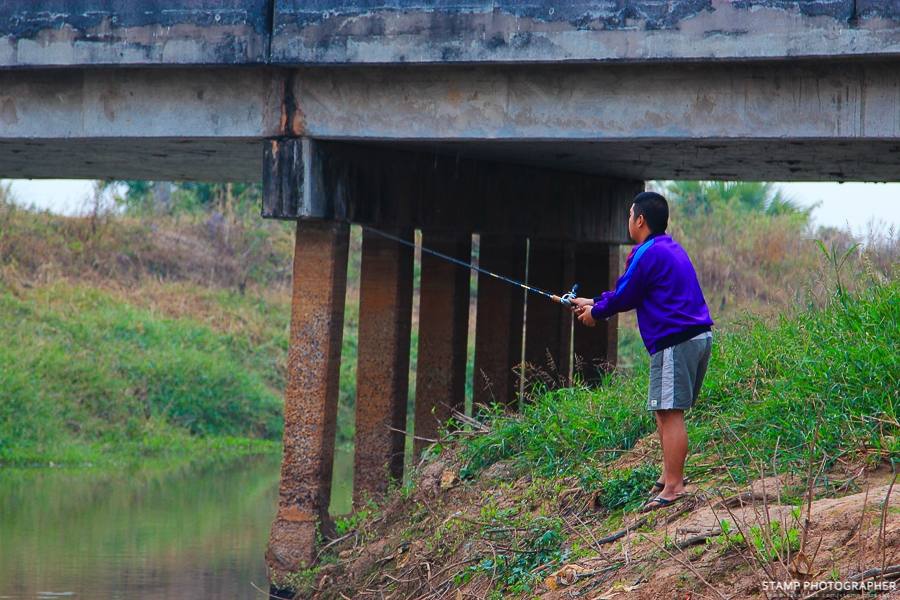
[0,193,295,292]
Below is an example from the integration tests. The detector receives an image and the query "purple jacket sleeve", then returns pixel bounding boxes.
[590,253,650,320]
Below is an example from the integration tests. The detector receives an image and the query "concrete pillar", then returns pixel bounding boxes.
[413,231,471,457]
[473,235,527,410]
[573,243,620,384]
[524,239,575,386]
[266,221,348,580]
[353,227,414,505]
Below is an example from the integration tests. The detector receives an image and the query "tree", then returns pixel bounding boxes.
[661,181,813,221]
[109,181,261,218]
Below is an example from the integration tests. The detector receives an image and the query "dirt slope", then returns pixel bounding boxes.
[299,440,898,600]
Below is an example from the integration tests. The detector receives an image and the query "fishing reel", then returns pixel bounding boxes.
[557,283,579,307]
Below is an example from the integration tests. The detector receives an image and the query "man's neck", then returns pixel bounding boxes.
[642,230,665,243]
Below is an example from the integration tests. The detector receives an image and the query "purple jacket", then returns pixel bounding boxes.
[590,233,713,355]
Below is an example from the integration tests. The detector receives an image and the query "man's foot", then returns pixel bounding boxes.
[640,493,686,513]
[647,477,689,497]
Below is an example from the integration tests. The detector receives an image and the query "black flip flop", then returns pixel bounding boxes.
[640,494,684,513]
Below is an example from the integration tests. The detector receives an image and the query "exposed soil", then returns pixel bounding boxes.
[298,440,899,600]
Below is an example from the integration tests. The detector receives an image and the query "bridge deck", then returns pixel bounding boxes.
[1,1,899,67]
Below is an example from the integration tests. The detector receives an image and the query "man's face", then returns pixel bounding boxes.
[628,204,641,242]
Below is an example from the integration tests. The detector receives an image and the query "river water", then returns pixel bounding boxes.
[0,450,354,599]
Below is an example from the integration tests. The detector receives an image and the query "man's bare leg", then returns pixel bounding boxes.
[648,411,667,496]
[654,409,688,501]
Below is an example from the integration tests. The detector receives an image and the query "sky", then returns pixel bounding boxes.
[4,178,899,238]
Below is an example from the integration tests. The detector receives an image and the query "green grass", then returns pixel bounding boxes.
[457,277,899,484]
[0,280,285,466]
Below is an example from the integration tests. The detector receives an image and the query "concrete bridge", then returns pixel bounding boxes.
[2,0,899,588]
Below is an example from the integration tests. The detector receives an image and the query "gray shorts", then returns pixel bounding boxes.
[648,331,712,411]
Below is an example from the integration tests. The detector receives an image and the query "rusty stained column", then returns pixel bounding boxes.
[573,243,620,385]
[523,239,575,387]
[413,231,471,457]
[473,235,527,410]
[267,220,349,581]
[353,227,414,506]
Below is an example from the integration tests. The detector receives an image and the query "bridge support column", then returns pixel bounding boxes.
[473,235,527,410]
[353,227,414,505]
[573,243,620,384]
[266,220,348,581]
[413,231,471,457]
[524,239,575,387]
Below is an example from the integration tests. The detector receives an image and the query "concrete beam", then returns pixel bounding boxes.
[267,220,348,579]
[413,231,471,457]
[573,243,620,384]
[353,227,414,505]
[4,61,900,182]
[291,61,900,142]
[0,67,279,140]
[5,60,900,143]
[523,240,575,387]
[473,235,527,409]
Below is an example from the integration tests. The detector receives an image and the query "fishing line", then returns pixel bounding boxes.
[360,224,579,307]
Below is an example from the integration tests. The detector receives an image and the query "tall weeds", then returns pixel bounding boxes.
[458,274,898,484]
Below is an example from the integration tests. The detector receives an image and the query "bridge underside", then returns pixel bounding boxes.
[2,59,900,182]
[1,137,898,182]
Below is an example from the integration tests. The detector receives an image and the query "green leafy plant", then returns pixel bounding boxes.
[595,464,660,511]
[713,519,745,551]
[455,516,568,594]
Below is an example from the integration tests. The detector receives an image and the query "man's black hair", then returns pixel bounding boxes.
[632,191,669,234]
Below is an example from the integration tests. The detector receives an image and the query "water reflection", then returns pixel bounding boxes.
[0,454,281,599]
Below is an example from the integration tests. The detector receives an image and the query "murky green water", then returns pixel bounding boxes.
[0,449,354,599]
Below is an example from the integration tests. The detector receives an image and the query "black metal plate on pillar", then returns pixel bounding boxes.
[262,137,348,221]
[262,139,304,219]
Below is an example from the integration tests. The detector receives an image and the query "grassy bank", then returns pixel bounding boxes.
[0,279,286,466]
[292,276,898,598]
[459,277,898,486]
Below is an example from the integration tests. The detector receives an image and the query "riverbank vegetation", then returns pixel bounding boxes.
[283,273,898,598]
[1,180,896,478]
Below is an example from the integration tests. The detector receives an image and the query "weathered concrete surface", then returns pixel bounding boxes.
[5,61,897,143]
[414,231,471,457]
[473,235,527,409]
[290,61,900,142]
[0,67,280,139]
[353,227,414,505]
[267,220,348,579]
[573,242,621,384]
[270,0,900,64]
[3,1,898,67]
[0,0,270,66]
[524,240,575,386]
[3,61,900,182]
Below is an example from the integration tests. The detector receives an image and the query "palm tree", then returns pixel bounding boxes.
[661,181,812,220]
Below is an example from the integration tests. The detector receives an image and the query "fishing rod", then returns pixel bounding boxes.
[361,225,580,308]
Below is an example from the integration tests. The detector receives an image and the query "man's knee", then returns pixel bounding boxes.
[655,408,684,425]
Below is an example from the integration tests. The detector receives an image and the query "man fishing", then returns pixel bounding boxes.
[571,191,714,512]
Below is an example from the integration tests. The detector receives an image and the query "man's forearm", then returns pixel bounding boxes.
[590,291,616,320]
